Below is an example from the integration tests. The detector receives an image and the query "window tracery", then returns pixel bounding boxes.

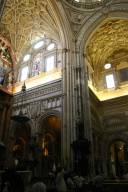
[18,38,58,82]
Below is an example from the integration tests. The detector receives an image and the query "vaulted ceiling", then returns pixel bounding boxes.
[87,19,128,70]
[86,19,128,100]
[0,0,60,63]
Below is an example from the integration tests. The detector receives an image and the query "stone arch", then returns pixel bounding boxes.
[77,4,128,50]
[102,132,128,176]
[48,0,73,49]
[75,4,128,176]
[103,133,128,158]
[7,119,33,169]
[38,109,61,133]
[35,110,61,176]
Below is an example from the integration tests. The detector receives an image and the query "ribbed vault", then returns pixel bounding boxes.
[0,0,61,62]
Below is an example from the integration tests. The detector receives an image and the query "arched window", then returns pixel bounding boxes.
[18,38,58,82]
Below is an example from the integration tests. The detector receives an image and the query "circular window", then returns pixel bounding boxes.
[104,63,111,69]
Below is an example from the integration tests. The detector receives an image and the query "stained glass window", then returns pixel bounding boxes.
[19,38,58,82]
[32,53,42,76]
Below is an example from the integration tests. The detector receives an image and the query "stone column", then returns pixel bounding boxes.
[72,43,95,177]
[61,44,77,169]
[82,54,95,177]
[61,41,94,175]
[61,48,71,168]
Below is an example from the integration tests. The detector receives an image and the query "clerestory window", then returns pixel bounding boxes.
[45,55,55,72]
[105,74,115,89]
[20,66,29,81]
[19,38,58,82]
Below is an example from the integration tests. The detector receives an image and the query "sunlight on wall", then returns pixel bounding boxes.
[89,82,128,101]
[13,68,62,93]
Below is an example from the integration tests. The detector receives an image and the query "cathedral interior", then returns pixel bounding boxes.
[1,0,128,190]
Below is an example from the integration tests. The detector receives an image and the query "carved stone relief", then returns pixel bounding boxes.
[12,80,62,135]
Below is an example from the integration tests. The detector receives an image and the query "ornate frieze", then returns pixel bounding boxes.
[14,79,62,105]
[12,80,62,121]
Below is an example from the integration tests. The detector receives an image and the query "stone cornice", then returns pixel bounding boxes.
[14,79,62,105]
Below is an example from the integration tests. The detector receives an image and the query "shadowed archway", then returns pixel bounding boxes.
[37,112,61,177]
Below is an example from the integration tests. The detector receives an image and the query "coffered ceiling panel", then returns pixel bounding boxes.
[0,0,60,62]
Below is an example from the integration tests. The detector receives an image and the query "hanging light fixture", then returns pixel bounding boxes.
[11,82,30,122]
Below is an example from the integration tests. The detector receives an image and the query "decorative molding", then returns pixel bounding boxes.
[63,0,112,10]
[0,0,60,60]
[12,80,62,123]
[14,79,62,105]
